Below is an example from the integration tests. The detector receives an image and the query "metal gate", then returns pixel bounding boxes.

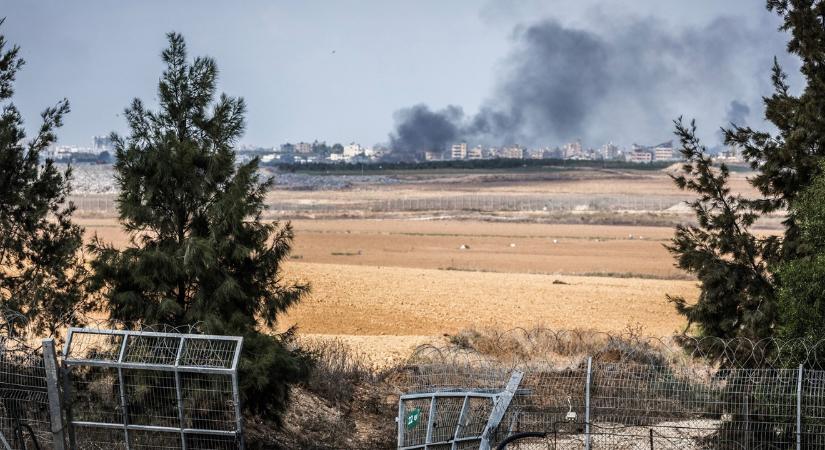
[61,328,244,450]
[397,370,523,450]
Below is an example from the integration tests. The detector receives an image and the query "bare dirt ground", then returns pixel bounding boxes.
[76,168,773,362]
[79,217,699,363]
[280,262,696,355]
[288,220,685,278]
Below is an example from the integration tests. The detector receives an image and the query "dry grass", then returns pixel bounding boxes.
[441,325,669,367]
[249,338,398,449]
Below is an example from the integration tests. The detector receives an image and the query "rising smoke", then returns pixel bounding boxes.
[388,15,791,160]
[725,100,751,127]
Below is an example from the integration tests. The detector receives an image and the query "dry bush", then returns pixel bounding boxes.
[445,325,670,368]
[247,337,399,449]
[301,338,380,405]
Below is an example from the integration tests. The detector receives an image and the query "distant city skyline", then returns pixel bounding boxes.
[4,1,798,149]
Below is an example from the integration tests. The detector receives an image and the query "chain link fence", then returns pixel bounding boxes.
[398,329,825,449]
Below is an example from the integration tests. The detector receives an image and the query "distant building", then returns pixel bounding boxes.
[647,141,675,161]
[601,143,620,160]
[343,143,363,158]
[563,140,582,159]
[467,145,484,159]
[451,143,467,160]
[526,149,546,159]
[424,151,442,161]
[502,146,524,159]
[294,142,313,154]
[628,150,653,163]
[545,147,564,159]
[654,147,675,161]
[717,146,741,161]
[629,141,674,162]
[92,136,114,154]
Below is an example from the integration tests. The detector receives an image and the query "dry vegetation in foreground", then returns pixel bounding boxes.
[255,325,695,449]
[247,338,399,450]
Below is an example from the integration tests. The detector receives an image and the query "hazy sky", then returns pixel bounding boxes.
[3,1,796,148]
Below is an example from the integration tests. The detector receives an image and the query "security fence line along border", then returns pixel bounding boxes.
[398,329,825,450]
[399,361,824,450]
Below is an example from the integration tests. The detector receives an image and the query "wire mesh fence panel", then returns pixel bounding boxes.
[401,330,825,450]
[802,369,825,449]
[0,338,54,449]
[62,328,244,450]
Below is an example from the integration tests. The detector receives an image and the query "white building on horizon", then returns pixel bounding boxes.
[343,143,364,158]
[451,143,468,160]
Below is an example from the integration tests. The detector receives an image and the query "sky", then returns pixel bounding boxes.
[2,1,799,150]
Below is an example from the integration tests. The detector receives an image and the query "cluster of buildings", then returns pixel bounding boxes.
[51,135,744,167]
[45,136,114,164]
[238,141,385,165]
[429,140,686,164]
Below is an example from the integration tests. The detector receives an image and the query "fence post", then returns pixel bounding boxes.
[42,338,66,450]
[744,371,750,450]
[116,335,132,450]
[585,356,592,450]
[173,337,188,450]
[396,398,406,447]
[425,397,437,445]
[797,364,803,450]
[480,370,523,450]
[233,337,245,450]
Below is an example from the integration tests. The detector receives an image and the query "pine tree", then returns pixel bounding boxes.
[89,33,310,419]
[0,19,89,338]
[667,120,779,342]
[668,0,825,345]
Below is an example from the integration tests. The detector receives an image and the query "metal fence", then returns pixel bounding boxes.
[397,370,523,450]
[68,194,700,217]
[398,329,825,449]
[0,336,55,449]
[266,194,695,215]
[61,328,244,450]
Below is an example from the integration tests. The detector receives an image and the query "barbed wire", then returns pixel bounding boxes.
[400,327,825,449]
[405,327,825,372]
[72,315,207,335]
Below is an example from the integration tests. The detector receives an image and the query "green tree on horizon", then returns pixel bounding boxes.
[89,32,310,419]
[0,19,90,338]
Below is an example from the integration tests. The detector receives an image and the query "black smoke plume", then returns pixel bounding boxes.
[388,15,792,160]
[726,100,751,127]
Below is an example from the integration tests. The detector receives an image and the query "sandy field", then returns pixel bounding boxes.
[280,262,696,339]
[79,216,700,362]
[288,220,684,278]
[75,169,776,361]
[80,218,687,279]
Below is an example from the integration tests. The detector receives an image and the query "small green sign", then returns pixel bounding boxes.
[405,407,422,430]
